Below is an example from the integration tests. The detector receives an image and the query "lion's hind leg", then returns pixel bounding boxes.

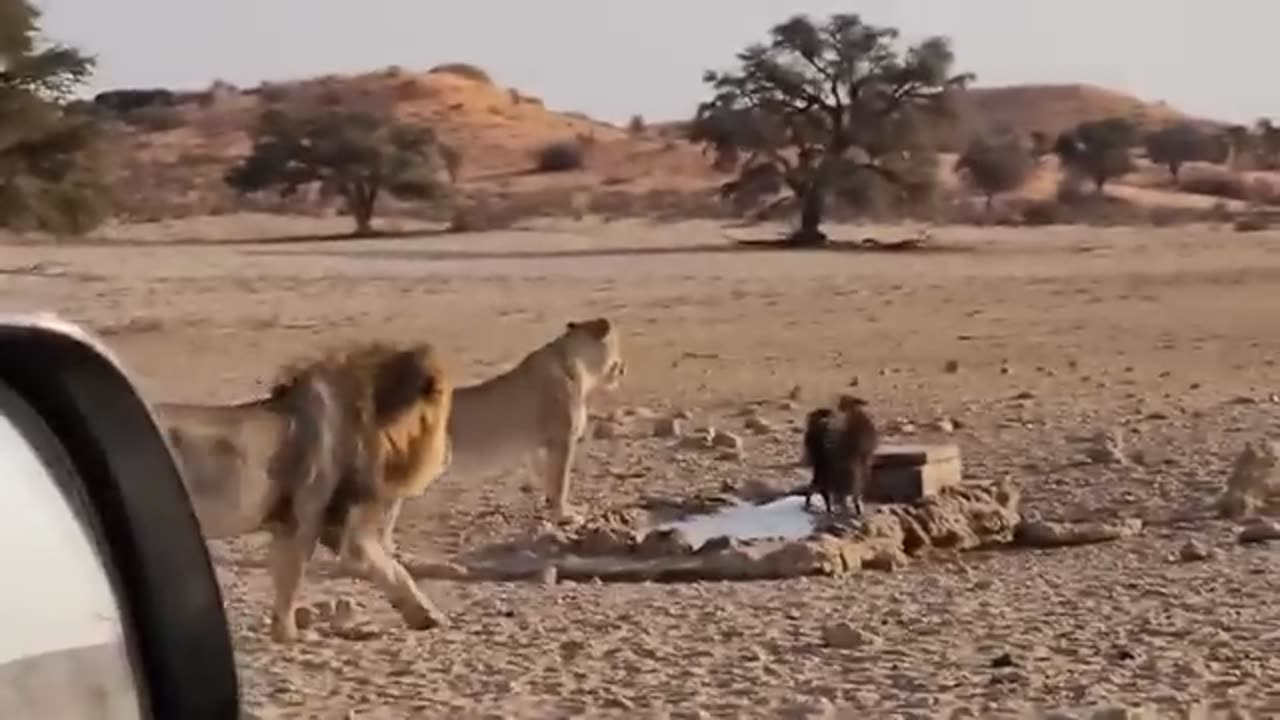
[338,502,448,630]
[267,528,318,643]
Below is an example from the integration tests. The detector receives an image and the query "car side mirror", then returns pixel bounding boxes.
[0,313,239,718]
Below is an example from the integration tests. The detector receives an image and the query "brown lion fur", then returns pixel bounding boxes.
[157,339,454,642]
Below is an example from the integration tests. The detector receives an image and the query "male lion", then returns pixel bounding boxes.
[381,317,624,547]
[154,342,453,642]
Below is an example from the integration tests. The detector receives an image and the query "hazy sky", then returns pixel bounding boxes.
[33,1,1277,125]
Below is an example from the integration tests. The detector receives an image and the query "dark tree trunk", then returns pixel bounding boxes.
[984,193,995,215]
[788,184,828,246]
[347,182,378,236]
[1169,162,1182,185]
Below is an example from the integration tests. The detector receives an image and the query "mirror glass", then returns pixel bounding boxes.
[0,381,145,719]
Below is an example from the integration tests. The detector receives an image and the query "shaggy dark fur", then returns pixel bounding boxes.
[802,395,879,516]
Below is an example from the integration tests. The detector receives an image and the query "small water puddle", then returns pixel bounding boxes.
[658,495,817,547]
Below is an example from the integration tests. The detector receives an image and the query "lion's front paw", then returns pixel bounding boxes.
[550,503,584,526]
[270,614,300,644]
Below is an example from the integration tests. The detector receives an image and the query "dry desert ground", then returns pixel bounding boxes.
[5,216,1280,719]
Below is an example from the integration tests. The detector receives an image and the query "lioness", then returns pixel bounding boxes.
[381,318,624,547]
[154,342,453,642]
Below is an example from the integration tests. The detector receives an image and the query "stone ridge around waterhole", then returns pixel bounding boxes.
[402,441,1159,585]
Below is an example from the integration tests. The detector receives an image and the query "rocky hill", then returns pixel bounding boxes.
[91,67,1235,225]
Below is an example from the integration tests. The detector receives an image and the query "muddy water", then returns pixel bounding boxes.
[658,495,817,547]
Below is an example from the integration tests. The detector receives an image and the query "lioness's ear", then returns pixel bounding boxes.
[566,321,579,332]
[580,317,611,340]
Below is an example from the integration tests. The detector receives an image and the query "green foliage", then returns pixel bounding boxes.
[1144,123,1226,182]
[534,140,586,172]
[0,0,106,235]
[956,133,1033,208]
[1053,117,1137,193]
[689,13,971,244]
[225,105,456,234]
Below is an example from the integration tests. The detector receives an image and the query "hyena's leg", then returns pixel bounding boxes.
[339,502,448,630]
[851,457,871,517]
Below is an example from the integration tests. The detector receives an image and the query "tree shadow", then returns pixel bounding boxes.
[54,226,452,248]
[242,234,975,263]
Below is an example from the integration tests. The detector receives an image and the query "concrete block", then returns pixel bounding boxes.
[865,443,962,503]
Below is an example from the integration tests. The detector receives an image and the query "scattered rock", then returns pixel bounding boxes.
[887,418,917,435]
[1011,390,1036,401]
[695,535,738,554]
[293,605,317,630]
[593,419,622,440]
[999,363,1013,376]
[1084,429,1129,465]
[787,385,803,401]
[943,359,960,374]
[1013,518,1143,548]
[743,414,774,435]
[1228,395,1259,406]
[821,621,882,650]
[326,624,383,642]
[1177,539,1215,562]
[1238,519,1280,544]
[927,418,956,433]
[677,429,714,450]
[716,449,744,462]
[636,528,694,558]
[653,417,684,438]
[627,406,658,420]
[711,429,744,452]
[862,548,908,572]
[575,525,639,555]
[989,652,1017,668]
[673,409,694,420]
[1089,706,1154,720]
[332,599,357,627]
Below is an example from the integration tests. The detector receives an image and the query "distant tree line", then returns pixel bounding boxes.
[5,2,1278,238]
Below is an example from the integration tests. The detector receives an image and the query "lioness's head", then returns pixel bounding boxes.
[563,317,624,391]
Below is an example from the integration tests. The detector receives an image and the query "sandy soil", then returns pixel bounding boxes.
[5,217,1280,718]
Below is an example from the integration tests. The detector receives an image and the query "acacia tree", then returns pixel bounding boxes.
[689,14,971,245]
[955,133,1033,213]
[1,0,106,234]
[1053,118,1137,194]
[226,104,456,236]
[1144,123,1224,183]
